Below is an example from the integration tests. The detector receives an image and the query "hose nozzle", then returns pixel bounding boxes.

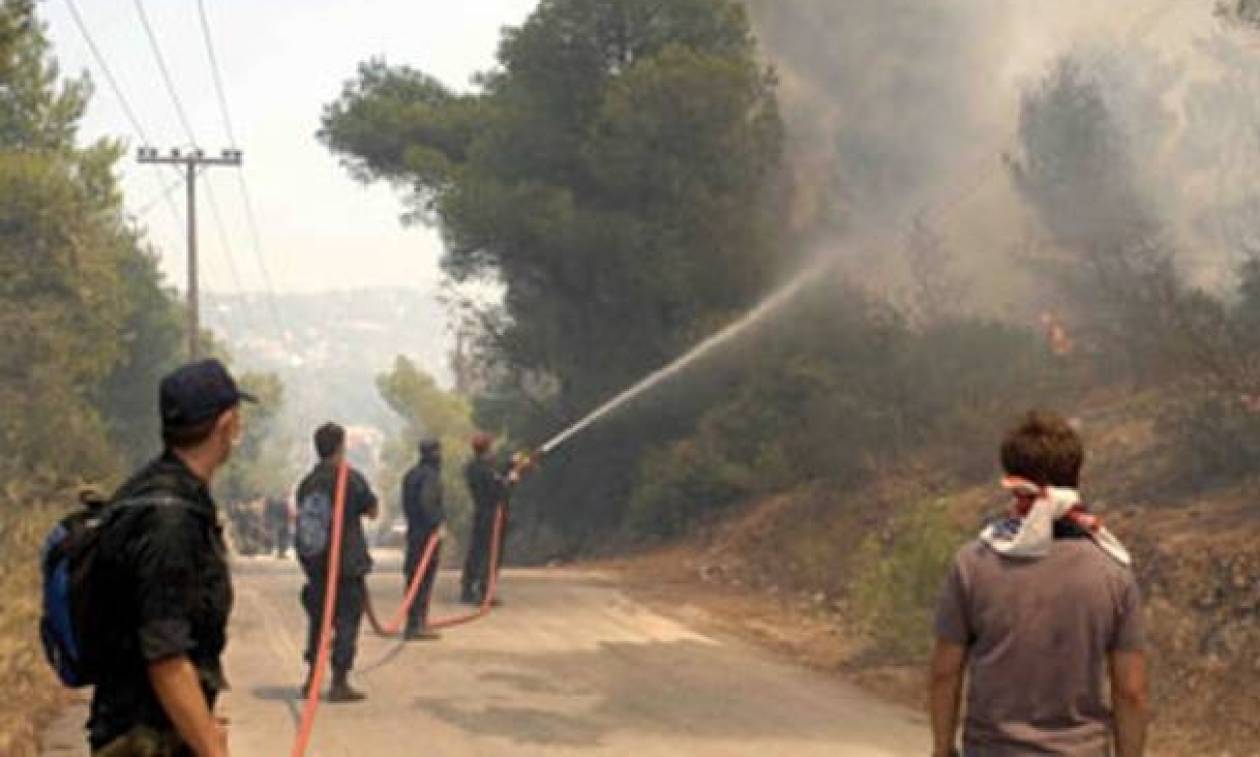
[507,449,542,485]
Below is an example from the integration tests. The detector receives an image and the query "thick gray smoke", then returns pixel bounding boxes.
[748,0,1011,237]
[747,1,1260,310]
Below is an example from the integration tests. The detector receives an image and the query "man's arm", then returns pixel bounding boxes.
[929,640,966,757]
[133,510,226,756]
[148,657,228,757]
[352,470,379,520]
[1109,650,1149,757]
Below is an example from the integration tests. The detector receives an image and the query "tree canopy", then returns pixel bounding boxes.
[321,0,788,548]
[0,0,184,489]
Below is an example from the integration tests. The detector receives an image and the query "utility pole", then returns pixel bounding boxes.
[138,147,242,359]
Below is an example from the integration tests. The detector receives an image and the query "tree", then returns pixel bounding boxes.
[1218,0,1260,27]
[375,356,476,540]
[1007,56,1184,383]
[320,0,787,552]
[218,373,289,503]
[0,0,182,489]
[93,248,185,466]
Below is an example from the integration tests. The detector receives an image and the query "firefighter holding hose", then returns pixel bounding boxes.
[401,438,445,640]
[460,433,508,605]
[294,423,379,703]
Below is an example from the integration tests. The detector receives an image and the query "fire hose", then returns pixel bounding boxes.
[362,503,507,636]
[291,462,349,757]
[291,456,527,756]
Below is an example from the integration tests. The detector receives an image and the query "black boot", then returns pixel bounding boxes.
[298,668,315,699]
[404,624,442,642]
[328,670,367,703]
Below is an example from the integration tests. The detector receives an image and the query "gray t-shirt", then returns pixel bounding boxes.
[935,537,1145,756]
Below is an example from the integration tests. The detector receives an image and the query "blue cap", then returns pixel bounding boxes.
[159,358,257,429]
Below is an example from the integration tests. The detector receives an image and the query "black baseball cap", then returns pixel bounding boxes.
[159,358,257,429]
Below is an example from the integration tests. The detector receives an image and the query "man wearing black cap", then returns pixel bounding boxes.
[89,358,253,757]
[294,422,379,702]
[401,438,445,641]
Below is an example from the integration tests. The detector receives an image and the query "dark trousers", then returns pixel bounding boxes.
[301,573,366,673]
[404,533,440,632]
[461,507,497,598]
[272,520,290,557]
[93,726,191,757]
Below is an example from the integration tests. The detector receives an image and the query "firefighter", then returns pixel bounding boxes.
[460,433,506,605]
[401,438,445,640]
[265,493,291,558]
[294,423,378,703]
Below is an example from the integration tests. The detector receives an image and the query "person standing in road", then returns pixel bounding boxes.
[294,423,379,703]
[90,359,252,757]
[401,438,445,640]
[264,494,291,559]
[460,433,506,605]
[929,411,1149,757]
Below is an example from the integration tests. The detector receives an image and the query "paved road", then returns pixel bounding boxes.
[43,554,929,756]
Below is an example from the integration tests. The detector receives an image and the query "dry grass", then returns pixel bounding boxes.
[0,501,69,757]
[613,396,1260,756]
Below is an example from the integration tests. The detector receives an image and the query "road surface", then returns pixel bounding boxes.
[42,553,929,756]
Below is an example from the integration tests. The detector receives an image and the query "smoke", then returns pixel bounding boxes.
[746,1,1256,310]
[749,1,1011,233]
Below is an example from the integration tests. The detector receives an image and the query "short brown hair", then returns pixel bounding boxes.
[1000,410,1084,488]
[314,422,346,460]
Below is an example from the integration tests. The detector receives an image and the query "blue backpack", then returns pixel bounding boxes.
[40,493,184,688]
[295,490,333,562]
[39,492,112,688]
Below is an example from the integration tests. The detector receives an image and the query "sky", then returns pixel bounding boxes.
[41,0,538,296]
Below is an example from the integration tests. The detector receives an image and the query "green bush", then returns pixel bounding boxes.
[627,438,752,539]
[850,499,968,660]
[1156,392,1260,489]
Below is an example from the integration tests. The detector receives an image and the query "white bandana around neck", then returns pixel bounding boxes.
[980,476,1131,566]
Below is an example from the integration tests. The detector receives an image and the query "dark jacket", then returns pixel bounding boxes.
[296,461,378,580]
[88,451,233,751]
[464,456,505,513]
[402,460,444,540]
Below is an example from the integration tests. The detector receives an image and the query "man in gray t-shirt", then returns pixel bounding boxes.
[929,411,1149,757]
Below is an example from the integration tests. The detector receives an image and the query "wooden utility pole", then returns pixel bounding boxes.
[137,147,242,358]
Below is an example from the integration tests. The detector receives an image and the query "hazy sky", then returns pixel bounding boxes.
[41,0,537,296]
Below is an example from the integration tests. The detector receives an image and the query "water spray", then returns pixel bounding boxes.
[515,257,834,470]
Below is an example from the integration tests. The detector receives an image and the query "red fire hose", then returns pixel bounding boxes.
[362,529,441,637]
[291,465,516,755]
[363,503,507,635]
[429,504,507,630]
[291,461,349,757]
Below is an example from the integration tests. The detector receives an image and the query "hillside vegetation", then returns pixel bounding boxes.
[628,392,1258,754]
[321,2,1260,751]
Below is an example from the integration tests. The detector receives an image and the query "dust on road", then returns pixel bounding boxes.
[43,553,928,756]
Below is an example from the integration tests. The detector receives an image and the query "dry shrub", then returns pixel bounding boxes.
[0,500,67,756]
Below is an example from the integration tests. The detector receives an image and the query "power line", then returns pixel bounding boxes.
[64,0,149,143]
[203,176,248,295]
[132,0,268,338]
[132,0,198,145]
[234,175,287,332]
[64,0,186,266]
[135,166,204,219]
[196,0,237,145]
[195,0,288,338]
